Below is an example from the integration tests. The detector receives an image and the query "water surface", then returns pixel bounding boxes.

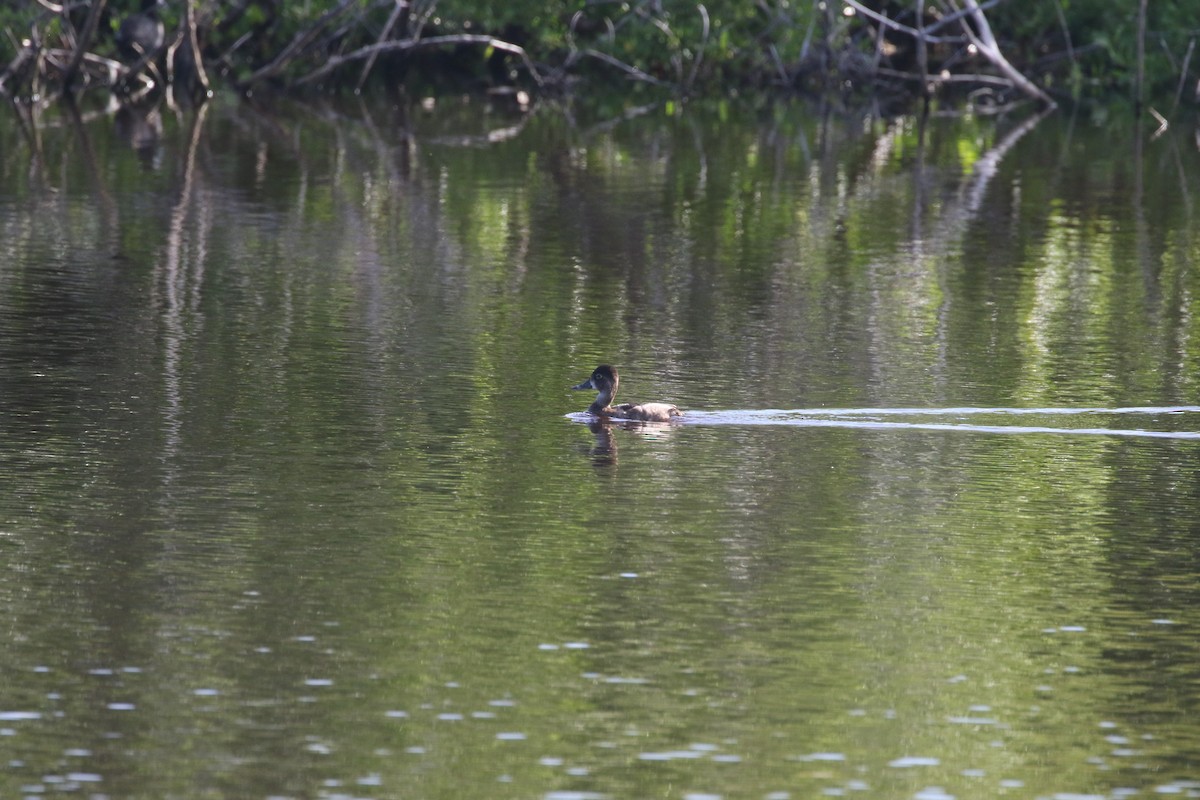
[1,94,1199,799]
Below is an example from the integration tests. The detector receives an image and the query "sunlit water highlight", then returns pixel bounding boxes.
[568,406,1200,439]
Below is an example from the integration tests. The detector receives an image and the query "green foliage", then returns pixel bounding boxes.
[987,0,1199,94]
[557,0,810,86]
[0,0,1195,98]
[0,4,45,64]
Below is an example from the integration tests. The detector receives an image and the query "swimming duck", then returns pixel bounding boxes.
[572,365,682,422]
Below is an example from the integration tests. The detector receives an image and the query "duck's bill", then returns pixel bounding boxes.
[571,378,596,391]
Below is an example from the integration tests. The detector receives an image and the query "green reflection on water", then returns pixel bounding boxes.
[0,95,1198,798]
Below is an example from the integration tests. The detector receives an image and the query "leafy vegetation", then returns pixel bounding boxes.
[0,0,1197,107]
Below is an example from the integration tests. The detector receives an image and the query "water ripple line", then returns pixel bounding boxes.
[696,417,1200,441]
[676,410,1200,439]
[694,406,1200,417]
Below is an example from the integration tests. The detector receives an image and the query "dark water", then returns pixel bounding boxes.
[1,94,1199,799]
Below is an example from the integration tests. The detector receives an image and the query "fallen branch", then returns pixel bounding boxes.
[114,40,166,95]
[44,48,123,83]
[44,48,152,97]
[357,0,409,92]
[847,0,1054,105]
[875,65,1016,89]
[294,34,544,87]
[843,0,964,45]
[952,0,1056,108]
[0,31,38,97]
[240,0,359,88]
[1172,36,1194,114]
[1135,0,1146,113]
[182,0,212,96]
[684,3,710,92]
[579,48,670,87]
[60,0,106,91]
[1149,106,1168,139]
[1051,0,1075,64]
[923,0,1007,36]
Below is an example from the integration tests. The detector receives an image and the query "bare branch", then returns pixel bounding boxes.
[294,34,544,87]
[923,0,1007,35]
[1172,37,1195,114]
[1149,105,1168,137]
[684,4,710,91]
[60,0,106,91]
[843,0,963,45]
[1135,0,1146,113]
[357,0,409,92]
[951,0,1056,107]
[580,48,671,86]
[184,0,212,95]
[874,66,1016,89]
[0,36,38,97]
[240,0,359,88]
[1051,0,1075,64]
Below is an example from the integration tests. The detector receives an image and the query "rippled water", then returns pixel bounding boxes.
[577,406,1200,439]
[0,94,1199,799]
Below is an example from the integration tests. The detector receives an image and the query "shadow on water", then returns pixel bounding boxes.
[568,407,1200,439]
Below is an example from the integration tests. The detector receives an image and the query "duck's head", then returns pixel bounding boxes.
[571,364,618,393]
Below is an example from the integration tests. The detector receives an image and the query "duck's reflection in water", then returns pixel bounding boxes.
[583,420,617,465]
[578,418,678,467]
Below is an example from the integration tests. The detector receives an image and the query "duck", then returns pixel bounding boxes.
[115,0,165,62]
[572,365,683,422]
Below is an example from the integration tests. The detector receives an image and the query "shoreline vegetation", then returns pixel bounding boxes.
[0,1,1197,118]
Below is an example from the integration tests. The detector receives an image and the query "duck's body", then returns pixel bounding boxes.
[115,0,165,62]
[572,365,683,422]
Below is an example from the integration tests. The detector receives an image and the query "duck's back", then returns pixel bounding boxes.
[615,402,682,422]
[116,15,164,59]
